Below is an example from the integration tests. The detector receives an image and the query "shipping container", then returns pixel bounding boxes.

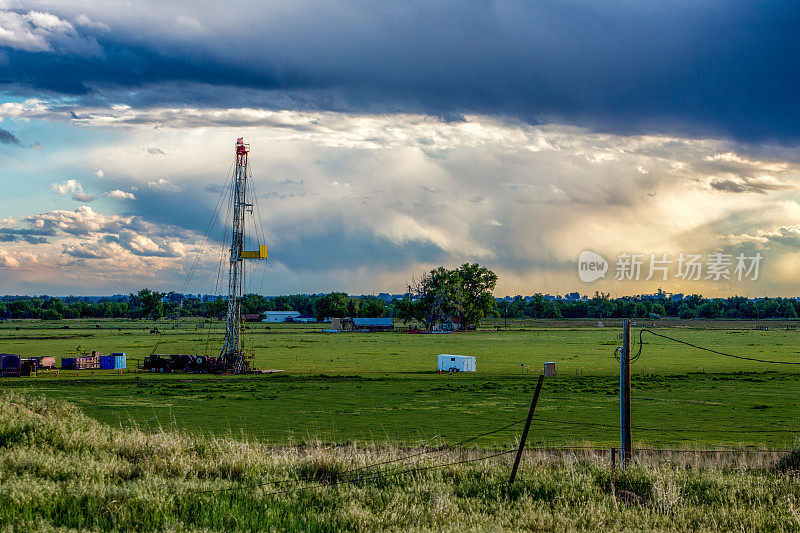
[99,355,115,369]
[1,354,22,376]
[76,355,99,370]
[112,353,126,369]
[61,357,76,369]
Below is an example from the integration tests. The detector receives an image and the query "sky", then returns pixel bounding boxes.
[0,1,798,297]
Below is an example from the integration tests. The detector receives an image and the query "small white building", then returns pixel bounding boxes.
[262,311,301,323]
[437,354,476,372]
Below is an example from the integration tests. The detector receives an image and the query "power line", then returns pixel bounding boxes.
[635,328,800,365]
[533,415,796,434]
[198,416,527,494]
[255,448,518,498]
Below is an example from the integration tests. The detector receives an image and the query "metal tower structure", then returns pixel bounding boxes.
[220,138,268,373]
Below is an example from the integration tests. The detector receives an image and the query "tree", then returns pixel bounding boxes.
[314,292,349,321]
[204,297,227,318]
[404,263,497,330]
[358,297,386,318]
[40,308,62,320]
[455,263,498,328]
[129,289,165,320]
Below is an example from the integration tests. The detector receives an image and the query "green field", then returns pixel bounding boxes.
[2,319,799,448]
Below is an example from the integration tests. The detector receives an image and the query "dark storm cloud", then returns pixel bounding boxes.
[0,127,20,145]
[2,2,800,142]
[273,222,451,273]
[128,185,451,272]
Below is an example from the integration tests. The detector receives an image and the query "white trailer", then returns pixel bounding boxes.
[437,354,476,372]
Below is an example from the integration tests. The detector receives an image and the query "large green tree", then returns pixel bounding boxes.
[402,263,497,330]
[454,263,499,328]
[314,292,349,321]
[128,288,166,320]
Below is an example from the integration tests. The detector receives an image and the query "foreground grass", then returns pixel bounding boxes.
[2,393,800,531]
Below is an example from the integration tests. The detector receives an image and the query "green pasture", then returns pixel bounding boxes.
[1,319,799,448]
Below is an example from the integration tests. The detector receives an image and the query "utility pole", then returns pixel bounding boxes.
[620,319,632,467]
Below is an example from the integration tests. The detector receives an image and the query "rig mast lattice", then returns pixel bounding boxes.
[220,138,267,373]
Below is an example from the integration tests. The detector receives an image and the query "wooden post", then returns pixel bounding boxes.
[611,447,616,470]
[509,373,544,487]
[620,319,632,468]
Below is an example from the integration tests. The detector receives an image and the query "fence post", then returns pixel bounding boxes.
[620,319,632,468]
[611,447,616,470]
[509,373,544,487]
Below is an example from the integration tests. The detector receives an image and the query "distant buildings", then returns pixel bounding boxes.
[330,317,394,332]
[262,311,302,323]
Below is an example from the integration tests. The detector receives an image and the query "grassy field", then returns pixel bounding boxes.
[1,318,799,448]
[2,393,799,531]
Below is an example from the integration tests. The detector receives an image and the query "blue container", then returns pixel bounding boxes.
[1,354,21,376]
[112,353,126,370]
[61,357,75,369]
[99,355,115,370]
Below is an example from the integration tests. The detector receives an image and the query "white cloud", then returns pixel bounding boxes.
[106,189,135,200]
[0,9,100,54]
[51,179,95,202]
[62,239,123,259]
[147,178,180,192]
[73,14,110,32]
[95,169,104,178]
[51,178,82,195]
[0,10,52,51]
[120,232,161,254]
[0,98,49,120]
[0,249,20,267]
[27,206,137,236]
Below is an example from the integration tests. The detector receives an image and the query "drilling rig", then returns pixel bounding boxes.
[219,138,268,373]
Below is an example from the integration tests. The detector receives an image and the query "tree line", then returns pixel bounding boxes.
[1,268,798,322]
[0,289,388,321]
[496,293,799,319]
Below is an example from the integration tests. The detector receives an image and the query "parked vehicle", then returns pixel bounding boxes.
[143,354,172,373]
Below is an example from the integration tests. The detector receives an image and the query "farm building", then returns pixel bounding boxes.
[437,354,476,372]
[434,317,466,332]
[242,314,262,322]
[262,311,301,323]
[352,318,394,332]
[329,317,394,332]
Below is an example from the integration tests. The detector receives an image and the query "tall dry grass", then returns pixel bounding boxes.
[1,391,799,531]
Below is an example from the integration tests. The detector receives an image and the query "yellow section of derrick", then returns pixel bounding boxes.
[240,244,268,259]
